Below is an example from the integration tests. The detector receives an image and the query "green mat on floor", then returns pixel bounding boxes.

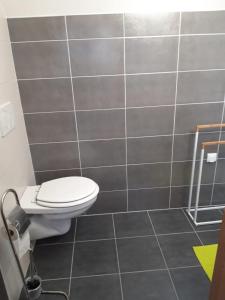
[193,244,218,281]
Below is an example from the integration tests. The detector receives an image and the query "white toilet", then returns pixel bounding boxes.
[20,176,99,241]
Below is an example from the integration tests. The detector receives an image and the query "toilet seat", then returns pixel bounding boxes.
[36,176,99,208]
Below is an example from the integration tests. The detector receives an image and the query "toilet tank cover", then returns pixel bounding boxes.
[37,176,98,203]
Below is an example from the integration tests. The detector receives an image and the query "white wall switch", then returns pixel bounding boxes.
[0,102,15,137]
[207,152,217,163]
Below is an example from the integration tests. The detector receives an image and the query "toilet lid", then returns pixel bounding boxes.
[37,177,97,204]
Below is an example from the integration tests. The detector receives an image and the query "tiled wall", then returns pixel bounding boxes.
[8,11,225,214]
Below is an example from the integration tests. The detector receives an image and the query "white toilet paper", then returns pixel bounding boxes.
[7,225,30,259]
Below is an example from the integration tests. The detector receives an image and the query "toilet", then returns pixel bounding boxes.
[20,176,99,241]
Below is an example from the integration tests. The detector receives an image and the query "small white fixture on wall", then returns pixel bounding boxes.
[0,102,15,137]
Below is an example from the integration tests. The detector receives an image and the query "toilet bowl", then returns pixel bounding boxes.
[20,176,99,241]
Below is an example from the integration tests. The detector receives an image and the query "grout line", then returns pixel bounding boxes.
[112,214,124,300]
[210,93,225,205]
[169,12,182,209]
[181,209,204,245]
[146,211,180,300]
[64,16,83,176]
[29,130,224,145]
[10,32,225,45]
[122,14,129,212]
[68,218,77,297]
[17,68,225,81]
[23,100,224,115]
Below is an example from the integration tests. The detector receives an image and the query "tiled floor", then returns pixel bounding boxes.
[31,209,220,300]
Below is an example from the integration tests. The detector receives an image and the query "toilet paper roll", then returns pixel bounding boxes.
[7,225,30,259]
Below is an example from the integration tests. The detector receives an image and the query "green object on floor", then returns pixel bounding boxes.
[193,244,218,281]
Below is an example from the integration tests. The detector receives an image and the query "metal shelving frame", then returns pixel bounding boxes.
[187,123,225,226]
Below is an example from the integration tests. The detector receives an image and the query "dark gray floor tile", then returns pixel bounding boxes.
[128,163,171,189]
[128,188,170,210]
[25,112,76,144]
[72,240,118,276]
[12,41,69,79]
[34,244,73,279]
[122,270,177,300]
[125,12,179,36]
[88,190,127,214]
[126,37,178,73]
[82,166,127,191]
[198,230,219,245]
[127,136,172,164]
[76,215,114,241]
[70,275,122,300]
[31,142,80,171]
[181,11,225,34]
[117,236,165,272]
[177,70,225,104]
[187,209,222,232]
[126,73,176,107]
[77,109,125,140]
[35,168,81,184]
[39,279,69,300]
[69,39,124,76]
[8,16,66,42]
[67,14,123,39]
[73,76,124,110]
[80,139,126,167]
[158,233,200,268]
[179,35,225,71]
[19,78,74,113]
[37,219,76,245]
[127,106,174,137]
[149,209,193,234]
[171,267,210,300]
[114,212,154,238]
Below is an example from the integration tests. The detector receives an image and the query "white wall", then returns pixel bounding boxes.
[0,2,35,300]
[2,0,225,17]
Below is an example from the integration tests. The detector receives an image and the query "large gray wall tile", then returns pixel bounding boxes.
[173,132,220,161]
[8,16,66,42]
[126,37,178,73]
[36,169,81,184]
[127,136,172,164]
[172,161,215,186]
[179,35,225,70]
[73,76,124,110]
[80,139,126,167]
[67,14,123,38]
[88,191,127,214]
[181,11,225,34]
[77,109,125,140]
[212,184,225,205]
[31,142,80,171]
[126,73,176,107]
[128,188,170,210]
[177,70,225,104]
[128,163,171,189]
[170,185,212,208]
[25,112,77,144]
[18,78,74,113]
[69,39,124,76]
[12,41,69,78]
[215,159,225,183]
[125,12,179,36]
[82,166,127,190]
[175,103,223,134]
[127,106,174,137]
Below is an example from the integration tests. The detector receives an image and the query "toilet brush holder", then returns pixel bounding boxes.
[26,275,42,300]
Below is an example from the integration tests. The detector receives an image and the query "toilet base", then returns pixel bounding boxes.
[29,215,71,240]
